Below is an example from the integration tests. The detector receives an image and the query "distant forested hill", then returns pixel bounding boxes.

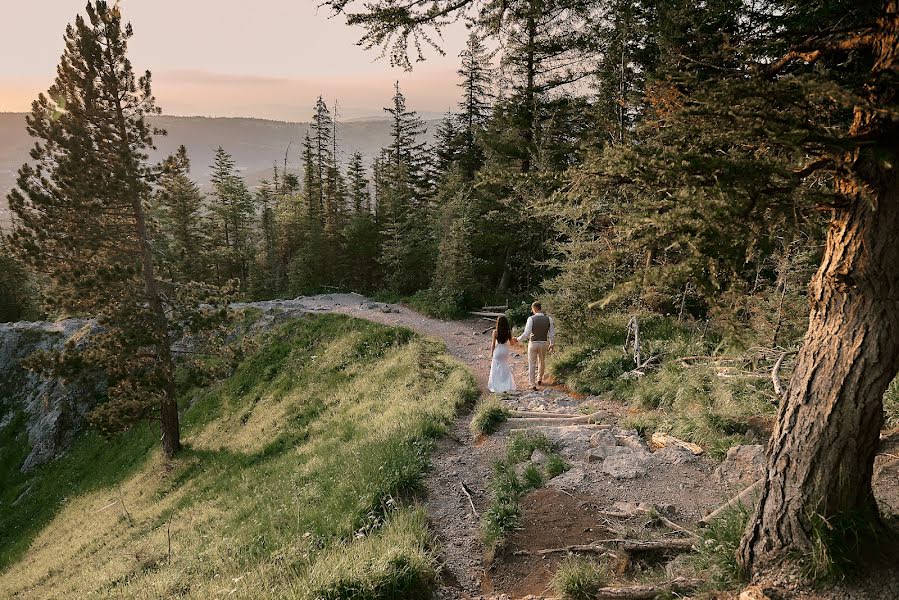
[0,112,436,226]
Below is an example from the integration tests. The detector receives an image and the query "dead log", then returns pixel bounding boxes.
[505,411,605,427]
[470,311,506,319]
[594,577,704,599]
[699,478,763,526]
[514,537,694,557]
[481,304,509,312]
[509,424,612,436]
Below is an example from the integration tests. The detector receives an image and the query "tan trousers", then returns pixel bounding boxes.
[527,342,548,386]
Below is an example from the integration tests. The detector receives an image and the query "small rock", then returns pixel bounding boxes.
[739,585,774,600]
[530,448,549,464]
[601,450,656,479]
[654,445,699,465]
[585,445,632,463]
[589,429,617,448]
[613,427,649,451]
[547,466,586,489]
[716,444,765,488]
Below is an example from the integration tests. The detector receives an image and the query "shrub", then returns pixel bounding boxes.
[470,396,510,435]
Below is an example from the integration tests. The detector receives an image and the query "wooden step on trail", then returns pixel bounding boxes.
[505,411,605,427]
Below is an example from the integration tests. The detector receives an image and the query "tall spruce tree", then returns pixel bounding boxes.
[378,82,435,294]
[6,1,229,458]
[209,146,255,286]
[150,145,209,282]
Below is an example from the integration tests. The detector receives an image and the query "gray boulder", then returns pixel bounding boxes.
[654,445,700,465]
[601,448,657,479]
[716,444,765,488]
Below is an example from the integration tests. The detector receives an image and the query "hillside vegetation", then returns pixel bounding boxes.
[0,314,476,599]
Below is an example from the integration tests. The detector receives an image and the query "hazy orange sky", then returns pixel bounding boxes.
[0,0,470,120]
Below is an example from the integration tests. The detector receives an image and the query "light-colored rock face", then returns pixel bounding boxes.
[0,319,99,472]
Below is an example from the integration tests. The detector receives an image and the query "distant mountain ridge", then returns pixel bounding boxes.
[0,112,437,226]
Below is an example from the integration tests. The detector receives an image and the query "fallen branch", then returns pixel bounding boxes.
[598,503,695,536]
[459,481,478,518]
[770,350,797,401]
[594,577,704,599]
[505,411,606,427]
[509,424,612,436]
[700,478,763,526]
[514,537,694,557]
[508,410,586,419]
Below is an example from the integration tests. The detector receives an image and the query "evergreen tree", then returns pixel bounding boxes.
[150,145,209,282]
[0,236,39,322]
[209,146,255,286]
[455,32,494,176]
[346,151,371,213]
[7,1,230,458]
[378,83,435,294]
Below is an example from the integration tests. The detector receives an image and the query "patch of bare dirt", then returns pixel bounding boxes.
[486,488,615,598]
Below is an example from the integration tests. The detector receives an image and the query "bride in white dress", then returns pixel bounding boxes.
[488,316,517,393]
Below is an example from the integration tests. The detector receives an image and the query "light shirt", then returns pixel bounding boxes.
[517,312,555,344]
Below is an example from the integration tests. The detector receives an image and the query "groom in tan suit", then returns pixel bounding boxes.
[517,302,555,390]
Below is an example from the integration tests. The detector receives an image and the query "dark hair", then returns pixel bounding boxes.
[495,315,512,344]
[532,301,542,312]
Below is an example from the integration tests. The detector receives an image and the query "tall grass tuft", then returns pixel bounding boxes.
[551,556,608,600]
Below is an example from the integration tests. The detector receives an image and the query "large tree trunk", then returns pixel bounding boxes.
[739,117,899,577]
[739,2,899,575]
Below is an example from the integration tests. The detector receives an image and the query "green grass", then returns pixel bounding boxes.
[551,556,609,600]
[0,314,477,599]
[690,504,750,589]
[550,312,778,458]
[470,395,510,435]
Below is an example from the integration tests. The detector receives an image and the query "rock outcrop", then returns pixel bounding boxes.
[0,319,100,472]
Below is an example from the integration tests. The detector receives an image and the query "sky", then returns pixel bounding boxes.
[0,0,470,121]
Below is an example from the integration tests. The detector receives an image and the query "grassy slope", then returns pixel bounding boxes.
[0,314,477,599]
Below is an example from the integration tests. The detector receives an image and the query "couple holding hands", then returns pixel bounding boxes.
[488,302,556,393]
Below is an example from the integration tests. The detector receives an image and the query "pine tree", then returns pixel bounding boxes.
[346,151,371,213]
[209,146,255,286]
[150,145,209,282]
[6,1,231,458]
[456,32,494,176]
[378,83,435,294]
[0,236,39,322]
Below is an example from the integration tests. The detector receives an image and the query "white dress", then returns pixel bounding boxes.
[488,340,517,393]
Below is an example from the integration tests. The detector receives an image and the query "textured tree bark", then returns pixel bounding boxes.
[740,114,899,575]
[739,2,899,575]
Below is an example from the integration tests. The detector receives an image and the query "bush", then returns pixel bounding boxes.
[406,288,471,320]
[471,396,510,435]
[551,556,608,600]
